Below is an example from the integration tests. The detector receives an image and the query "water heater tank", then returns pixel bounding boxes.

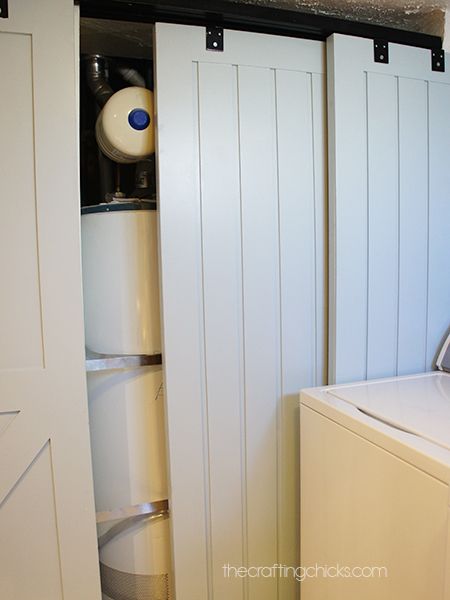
[88,368,171,600]
[81,200,170,599]
[81,200,161,356]
[96,87,155,163]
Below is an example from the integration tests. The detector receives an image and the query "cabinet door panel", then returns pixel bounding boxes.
[328,34,450,384]
[0,3,101,599]
[155,23,327,600]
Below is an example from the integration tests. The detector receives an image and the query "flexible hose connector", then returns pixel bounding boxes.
[116,66,146,88]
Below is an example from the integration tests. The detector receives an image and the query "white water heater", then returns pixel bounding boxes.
[82,201,161,355]
[81,201,171,600]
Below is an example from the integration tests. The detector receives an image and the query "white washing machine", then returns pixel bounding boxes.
[300,371,450,600]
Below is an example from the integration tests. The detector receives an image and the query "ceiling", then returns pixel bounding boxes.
[80,0,448,59]
[228,0,447,37]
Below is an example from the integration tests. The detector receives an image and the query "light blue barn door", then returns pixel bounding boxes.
[328,34,450,384]
[155,23,327,600]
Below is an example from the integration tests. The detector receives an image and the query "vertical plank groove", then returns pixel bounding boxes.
[30,34,48,369]
[425,80,431,370]
[273,67,282,600]
[397,77,428,374]
[366,72,399,379]
[309,72,319,388]
[195,60,214,600]
[328,36,368,384]
[236,65,249,600]
[277,68,322,600]
[312,73,328,387]
[198,61,250,599]
[238,64,279,600]
[364,70,370,381]
[396,75,401,376]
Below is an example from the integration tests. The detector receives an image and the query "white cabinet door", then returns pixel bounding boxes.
[155,23,327,600]
[328,33,450,384]
[0,2,101,599]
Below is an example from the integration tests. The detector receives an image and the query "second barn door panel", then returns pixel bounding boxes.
[328,34,450,384]
[155,23,326,600]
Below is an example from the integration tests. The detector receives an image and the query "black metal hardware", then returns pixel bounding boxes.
[206,26,224,51]
[0,0,8,18]
[374,40,389,63]
[78,1,442,52]
[431,48,445,72]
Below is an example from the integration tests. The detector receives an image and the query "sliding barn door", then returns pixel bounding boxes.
[328,34,450,384]
[0,2,101,599]
[155,23,326,600]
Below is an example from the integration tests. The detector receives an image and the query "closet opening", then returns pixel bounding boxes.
[79,18,172,600]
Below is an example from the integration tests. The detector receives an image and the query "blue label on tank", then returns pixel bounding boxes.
[128,108,151,131]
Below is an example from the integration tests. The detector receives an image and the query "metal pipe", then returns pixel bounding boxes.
[84,54,114,108]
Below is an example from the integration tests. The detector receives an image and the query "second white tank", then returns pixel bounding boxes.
[81,201,161,356]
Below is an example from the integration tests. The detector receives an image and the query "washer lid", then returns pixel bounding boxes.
[327,373,450,451]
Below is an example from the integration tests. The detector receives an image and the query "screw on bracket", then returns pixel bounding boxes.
[206,27,224,52]
[374,40,389,64]
[431,49,445,72]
